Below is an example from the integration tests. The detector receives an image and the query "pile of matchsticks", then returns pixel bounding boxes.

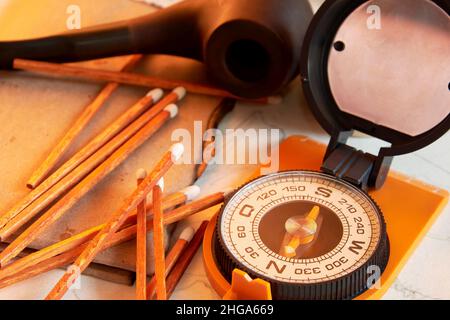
[0,55,228,299]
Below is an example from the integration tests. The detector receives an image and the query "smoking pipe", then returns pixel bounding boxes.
[0,0,313,99]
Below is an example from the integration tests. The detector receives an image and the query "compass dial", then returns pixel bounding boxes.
[214,171,389,300]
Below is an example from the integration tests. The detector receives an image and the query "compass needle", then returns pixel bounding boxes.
[307,206,320,221]
[279,205,321,258]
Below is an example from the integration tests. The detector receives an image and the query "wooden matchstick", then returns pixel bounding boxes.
[280,207,319,254]
[26,54,144,189]
[0,106,180,266]
[45,143,185,300]
[152,179,167,300]
[0,87,185,236]
[196,98,236,178]
[13,59,255,101]
[165,221,209,299]
[0,193,223,288]
[0,245,85,290]
[135,168,148,300]
[11,59,282,104]
[146,226,194,300]
[0,187,214,283]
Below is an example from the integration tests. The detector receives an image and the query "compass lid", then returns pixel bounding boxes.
[301,0,449,156]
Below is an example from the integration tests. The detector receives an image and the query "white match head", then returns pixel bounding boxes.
[164,104,178,119]
[170,143,185,162]
[136,168,147,180]
[179,226,195,242]
[147,88,164,102]
[173,87,186,101]
[156,178,165,192]
[181,185,201,201]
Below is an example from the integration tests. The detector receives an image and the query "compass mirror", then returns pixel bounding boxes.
[302,0,450,148]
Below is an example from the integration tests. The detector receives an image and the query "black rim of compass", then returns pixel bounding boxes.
[300,0,450,156]
[213,170,390,300]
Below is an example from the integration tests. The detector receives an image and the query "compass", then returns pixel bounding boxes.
[205,0,449,300]
[214,171,389,300]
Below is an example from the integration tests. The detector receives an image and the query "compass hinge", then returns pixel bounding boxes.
[321,144,378,191]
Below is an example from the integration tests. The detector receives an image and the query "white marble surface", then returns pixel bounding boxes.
[0,0,448,300]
